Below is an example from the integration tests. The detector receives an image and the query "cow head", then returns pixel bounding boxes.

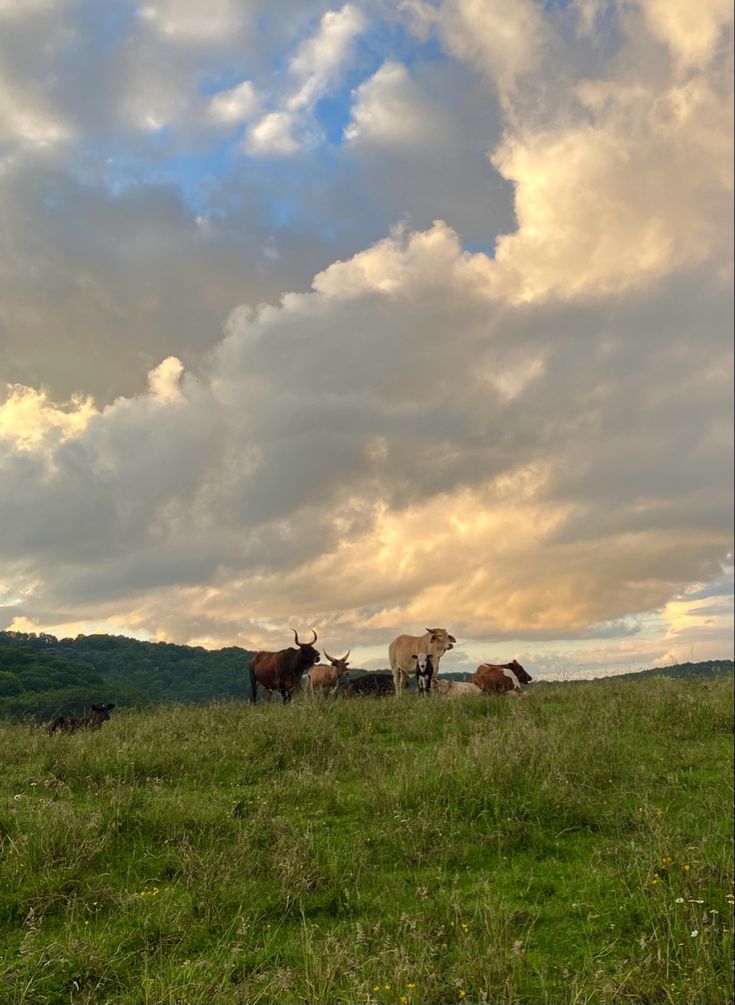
[90,703,115,727]
[508,659,532,684]
[291,628,320,669]
[425,628,456,654]
[324,650,351,676]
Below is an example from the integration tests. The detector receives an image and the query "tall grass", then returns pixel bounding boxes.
[1,676,732,1004]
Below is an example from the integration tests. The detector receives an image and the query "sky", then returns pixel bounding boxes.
[0,0,732,680]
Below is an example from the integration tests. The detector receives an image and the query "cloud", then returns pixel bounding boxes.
[0,0,731,672]
[638,0,733,72]
[344,61,437,147]
[488,75,733,302]
[246,3,366,155]
[0,211,730,659]
[137,0,250,42]
[440,0,546,104]
[208,80,260,125]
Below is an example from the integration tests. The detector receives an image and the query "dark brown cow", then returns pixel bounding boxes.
[469,659,532,694]
[47,703,116,734]
[338,672,394,697]
[249,628,320,704]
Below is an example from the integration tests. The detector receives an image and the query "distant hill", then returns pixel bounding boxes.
[602,659,733,682]
[532,659,734,686]
[0,630,255,720]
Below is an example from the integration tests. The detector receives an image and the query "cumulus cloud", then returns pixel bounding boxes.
[1,209,731,661]
[0,0,731,673]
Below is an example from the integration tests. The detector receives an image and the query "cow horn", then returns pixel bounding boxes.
[291,627,300,645]
[307,628,317,644]
[324,650,335,664]
[342,649,350,662]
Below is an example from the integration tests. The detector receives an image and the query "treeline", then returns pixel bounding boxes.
[0,631,255,720]
[608,659,733,682]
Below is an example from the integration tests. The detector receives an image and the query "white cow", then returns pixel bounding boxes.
[432,679,483,698]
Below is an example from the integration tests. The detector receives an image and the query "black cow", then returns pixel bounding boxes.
[338,672,395,697]
[249,628,320,704]
[47,703,116,734]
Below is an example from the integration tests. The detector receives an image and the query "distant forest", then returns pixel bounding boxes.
[0,631,254,720]
[0,630,732,721]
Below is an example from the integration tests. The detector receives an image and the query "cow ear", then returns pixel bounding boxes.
[411,654,418,660]
[107,704,116,711]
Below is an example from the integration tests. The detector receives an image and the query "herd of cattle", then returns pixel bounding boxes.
[45,627,532,732]
[249,627,532,703]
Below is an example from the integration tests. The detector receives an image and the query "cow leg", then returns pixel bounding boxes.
[280,686,291,703]
[392,669,404,697]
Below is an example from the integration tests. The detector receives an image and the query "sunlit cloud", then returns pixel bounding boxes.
[0,0,731,676]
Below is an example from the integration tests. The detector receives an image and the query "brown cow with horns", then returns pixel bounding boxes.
[249,629,320,704]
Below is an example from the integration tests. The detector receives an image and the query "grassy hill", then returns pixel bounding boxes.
[0,675,732,1004]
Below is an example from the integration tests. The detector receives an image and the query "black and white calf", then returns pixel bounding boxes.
[412,652,434,696]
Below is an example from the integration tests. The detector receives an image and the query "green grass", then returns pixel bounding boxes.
[0,677,732,1004]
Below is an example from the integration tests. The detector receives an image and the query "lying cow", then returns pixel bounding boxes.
[338,672,394,697]
[432,679,483,698]
[306,650,351,697]
[47,703,116,734]
[469,659,532,694]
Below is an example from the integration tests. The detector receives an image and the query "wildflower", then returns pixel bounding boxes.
[459,992,467,1001]
[675,897,684,904]
[683,864,690,873]
[384,986,391,991]
[407,983,416,989]
[691,930,699,938]
[688,899,704,904]
[400,997,408,1004]
[709,909,719,915]
[373,986,380,992]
